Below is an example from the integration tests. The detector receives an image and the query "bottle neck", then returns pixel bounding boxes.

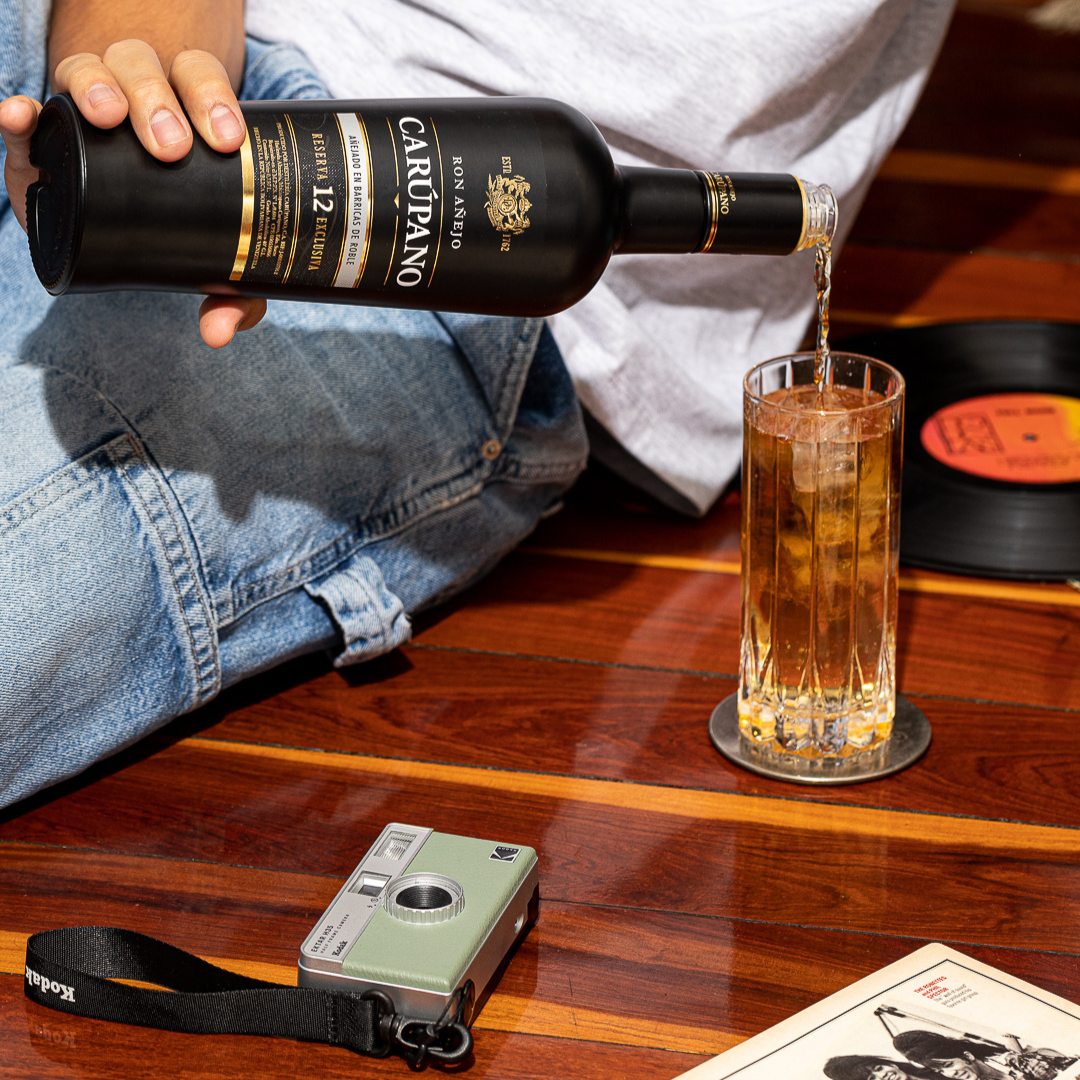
[795,179,838,251]
[614,167,837,256]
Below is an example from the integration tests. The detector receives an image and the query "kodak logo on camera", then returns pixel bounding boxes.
[490,846,519,862]
[25,966,75,1003]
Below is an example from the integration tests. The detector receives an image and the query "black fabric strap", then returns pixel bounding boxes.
[24,927,472,1067]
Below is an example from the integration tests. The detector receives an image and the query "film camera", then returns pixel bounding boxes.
[298,823,539,1025]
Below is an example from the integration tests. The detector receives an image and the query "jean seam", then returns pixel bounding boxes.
[0,453,106,540]
[230,530,366,623]
[107,436,220,705]
[489,458,586,484]
[134,447,221,699]
[492,318,542,438]
[487,318,523,436]
[157,462,232,626]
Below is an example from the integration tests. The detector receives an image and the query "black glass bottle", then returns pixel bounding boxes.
[27,93,837,317]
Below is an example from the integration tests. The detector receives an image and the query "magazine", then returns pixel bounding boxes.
[677,944,1080,1080]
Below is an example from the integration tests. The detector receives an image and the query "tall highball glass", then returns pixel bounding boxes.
[739,352,904,766]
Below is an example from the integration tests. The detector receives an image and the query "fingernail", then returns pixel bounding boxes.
[210,104,243,142]
[150,108,187,147]
[86,82,118,108]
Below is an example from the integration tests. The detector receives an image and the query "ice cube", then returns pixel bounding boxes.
[791,437,856,492]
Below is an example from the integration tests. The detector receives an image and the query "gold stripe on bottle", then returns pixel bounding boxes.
[426,118,445,287]
[697,171,721,254]
[793,175,809,252]
[330,113,351,286]
[229,126,255,280]
[383,116,401,287]
[281,115,302,283]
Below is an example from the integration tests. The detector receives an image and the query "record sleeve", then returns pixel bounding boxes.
[677,942,1080,1080]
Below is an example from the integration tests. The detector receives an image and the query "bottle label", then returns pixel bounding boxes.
[695,172,803,255]
[230,106,547,302]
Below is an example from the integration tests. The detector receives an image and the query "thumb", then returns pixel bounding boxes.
[0,95,44,232]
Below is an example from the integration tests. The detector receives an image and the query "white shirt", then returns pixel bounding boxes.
[246,0,954,512]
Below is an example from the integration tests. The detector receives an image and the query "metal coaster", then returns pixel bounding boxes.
[709,693,931,786]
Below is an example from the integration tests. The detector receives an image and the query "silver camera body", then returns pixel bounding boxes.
[298,823,539,1023]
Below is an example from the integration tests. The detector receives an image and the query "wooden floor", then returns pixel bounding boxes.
[5,2,1080,1076]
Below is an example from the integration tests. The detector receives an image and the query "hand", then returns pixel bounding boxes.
[0,35,265,349]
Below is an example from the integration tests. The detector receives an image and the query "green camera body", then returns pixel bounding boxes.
[298,824,539,1023]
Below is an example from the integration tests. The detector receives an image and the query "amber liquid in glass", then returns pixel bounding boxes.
[740,381,901,755]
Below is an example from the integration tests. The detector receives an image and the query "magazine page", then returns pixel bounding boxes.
[678,943,1080,1080]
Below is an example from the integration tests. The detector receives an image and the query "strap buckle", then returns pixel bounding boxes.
[363,981,474,1070]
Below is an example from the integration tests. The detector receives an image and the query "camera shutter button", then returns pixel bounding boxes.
[385,873,465,924]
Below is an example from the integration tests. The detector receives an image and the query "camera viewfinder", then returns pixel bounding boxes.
[349,871,391,897]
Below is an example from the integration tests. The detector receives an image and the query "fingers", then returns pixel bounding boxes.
[55,40,192,160]
[51,52,128,130]
[169,50,245,154]
[0,95,43,231]
[53,41,245,162]
[105,39,194,159]
[199,296,266,349]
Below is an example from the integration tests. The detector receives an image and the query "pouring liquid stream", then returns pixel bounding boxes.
[814,237,832,388]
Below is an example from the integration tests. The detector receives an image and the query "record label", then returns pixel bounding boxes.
[920,391,1080,484]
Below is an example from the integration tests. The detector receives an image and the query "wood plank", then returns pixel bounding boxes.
[3,978,701,1079]
[169,737,1080,856]
[531,485,1080,609]
[532,485,743,564]
[3,845,1079,1055]
[959,0,1045,10]
[525,547,1080,609]
[3,929,725,1058]
[6,747,1080,953]
[0,845,729,1052]
[878,149,1080,195]
[850,180,1080,258]
[411,554,1080,709]
[833,245,1080,327]
[0,843,879,1051]
[896,9,1080,166]
[165,646,1080,828]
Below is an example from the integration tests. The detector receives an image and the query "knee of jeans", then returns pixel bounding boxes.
[0,434,219,808]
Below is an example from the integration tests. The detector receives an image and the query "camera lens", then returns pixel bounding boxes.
[396,884,453,910]
[385,873,465,924]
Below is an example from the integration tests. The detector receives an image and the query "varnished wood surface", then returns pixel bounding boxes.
[413,552,1080,709]
[898,7,1080,166]
[1,979,702,1079]
[835,4,1080,337]
[5,6,1080,1077]
[853,180,1080,257]
[831,244,1080,336]
[104,648,1080,826]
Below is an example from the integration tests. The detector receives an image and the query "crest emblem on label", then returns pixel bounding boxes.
[486,174,532,235]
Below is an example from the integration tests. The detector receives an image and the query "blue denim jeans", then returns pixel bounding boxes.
[0,30,588,807]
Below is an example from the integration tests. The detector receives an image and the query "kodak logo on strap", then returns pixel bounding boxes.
[25,966,75,1003]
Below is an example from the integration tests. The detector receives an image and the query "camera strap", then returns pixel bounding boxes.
[24,926,473,1069]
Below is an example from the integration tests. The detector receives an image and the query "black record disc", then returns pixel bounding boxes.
[838,320,1080,580]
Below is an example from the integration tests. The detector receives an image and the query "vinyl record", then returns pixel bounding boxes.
[838,320,1080,580]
